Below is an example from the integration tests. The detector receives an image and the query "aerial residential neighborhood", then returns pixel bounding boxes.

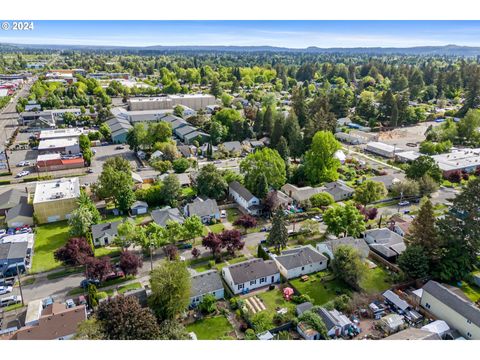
[1,18,480,348]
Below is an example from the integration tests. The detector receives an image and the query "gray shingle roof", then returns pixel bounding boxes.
[5,202,34,221]
[190,270,224,298]
[296,302,313,316]
[422,280,480,327]
[229,181,256,202]
[226,258,279,284]
[91,221,122,239]
[275,245,327,270]
[175,125,197,137]
[383,290,410,311]
[221,141,242,153]
[187,198,219,218]
[151,207,185,227]
[0,189,28,210]
[0,242,28,261]
[320,236,370,258]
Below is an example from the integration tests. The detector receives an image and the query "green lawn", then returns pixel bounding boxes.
[192,262,211,273]
[207,223,225,234]
[181,187,197,198]
[31,221,70,273]
[47,267,84,280]
[458,282,480,302]
[290,271,350,305]
[360,266,393,294]
[186,316,235,340]
[2,303,24,312]
[117,282,142,294]
[226,208,240,223]
[95,247,121,258]
[252,288,296,329]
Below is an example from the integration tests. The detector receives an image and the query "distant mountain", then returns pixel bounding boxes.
[2,43,480,56]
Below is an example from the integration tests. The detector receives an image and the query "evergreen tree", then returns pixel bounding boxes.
[255,173,269,199]
[253,108,264,137]
[404,199,438,254]
[276,136,290,163]
[263,105,274,135]
[267,208,288,253]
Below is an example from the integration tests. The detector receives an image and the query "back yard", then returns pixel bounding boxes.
[360,265,394,294]
[289,271,351,305]
[186,315,235,340]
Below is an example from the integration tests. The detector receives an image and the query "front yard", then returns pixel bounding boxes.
[289,271,351,305]
[186,315,235,340]
[31,221,70,273]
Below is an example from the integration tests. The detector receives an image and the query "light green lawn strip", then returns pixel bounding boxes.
[186,316,234,340]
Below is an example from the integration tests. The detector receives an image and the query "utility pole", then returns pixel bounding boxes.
[15,263,24,306]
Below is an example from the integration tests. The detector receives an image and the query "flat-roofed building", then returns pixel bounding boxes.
[128,94,216,111]
[366,142,400,158]
[38,138,80,155]
[36,153,84,172]
[38,127,84,140]
[33,178,80,224]
[432,148,480,177]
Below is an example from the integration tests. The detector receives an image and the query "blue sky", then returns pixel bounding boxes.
[2,21,480,48]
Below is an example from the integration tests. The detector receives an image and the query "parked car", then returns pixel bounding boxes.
[115,145,125,150]
[398,201,410,207]
[65,299,75,308]
[0,229,6,237]
[15,170,30,178]
[86,168,94,174]
[178,242,193,249]
[220,210,227,218]
[0,278,15,287]
[16,161,27,167]
[78,295,87,306]
[0,295,22,308]
[0,286,13,295]
[104,269,125,282]
[80,279,100,288]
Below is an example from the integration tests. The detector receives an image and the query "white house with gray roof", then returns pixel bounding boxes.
[420,280,480,340]
[91,221,122,247]
[272,245,327,279]
[228,181,261,216]
[221,258,280,295]
[189,270,224,307]
[151,207,185,227]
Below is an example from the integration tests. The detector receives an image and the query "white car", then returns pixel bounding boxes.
[15,170,30,178]
[221,210,227,218]
[0,286,13,296]
[398,201,410,207]
[16,161,27,167]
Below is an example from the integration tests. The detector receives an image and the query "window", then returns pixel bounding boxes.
[260,277,265,283]
[467,332,472,338]
[425,303,431,309]
[319,262,323,265]
[238,284,244,290]
[467,319,472,324]
[301,267,305,271]
[250,280,256,285]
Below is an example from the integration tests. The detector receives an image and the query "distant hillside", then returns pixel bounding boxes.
[2,43,480,56]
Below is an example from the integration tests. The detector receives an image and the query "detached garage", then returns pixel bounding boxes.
[5,202,34,228]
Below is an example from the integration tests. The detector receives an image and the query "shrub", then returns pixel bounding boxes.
[244,328,257,340]
[291,294,313,304]
[208,260,216,269]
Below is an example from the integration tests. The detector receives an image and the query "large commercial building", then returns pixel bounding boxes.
[33,178,80,224]
[38,127,85,140]
[36,153,84,172]
[431,148,480,176]
[365,142,400,158]
[128,94,216,111]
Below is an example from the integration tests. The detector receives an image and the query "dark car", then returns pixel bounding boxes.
[104,269,125,282]
[80,279,100,288]
[115,145,125,150]
[178,242,193,249]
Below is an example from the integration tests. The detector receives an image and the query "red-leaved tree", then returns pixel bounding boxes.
[119,251,143,276]
[218,229,244,257]
[234,214,257,234]
[202,232,222,259]
[54,237,94,266]
[191,247,200,259]
[86,256,113,282]
[163,244,179,261]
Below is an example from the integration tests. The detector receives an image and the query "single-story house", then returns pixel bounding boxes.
[316,307,354,337]
[184,198,220,224]
[177,145,194,158]
[130,201,148,215]
[5,303,87,340]
[5,201,34,228]
[151,207,185,227]
[221,258,280,295]
[158,172,191,187]
[369,174,402,190]
[333,150,346,164]
[388,215,413,237]
[363,228,406,261]
[0,189,28,216]
[228,181,262,216]
[183,130,210,145]
[189,270,224,308]
[323,181,355,202]
[91,221,122,247]
[420,280,480,340]
[281,183,323,203]
[220,141,242,155]
[272,245,327,280]
[0,241,28,276]
[316,236,369,261]
[297,321,320,340]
